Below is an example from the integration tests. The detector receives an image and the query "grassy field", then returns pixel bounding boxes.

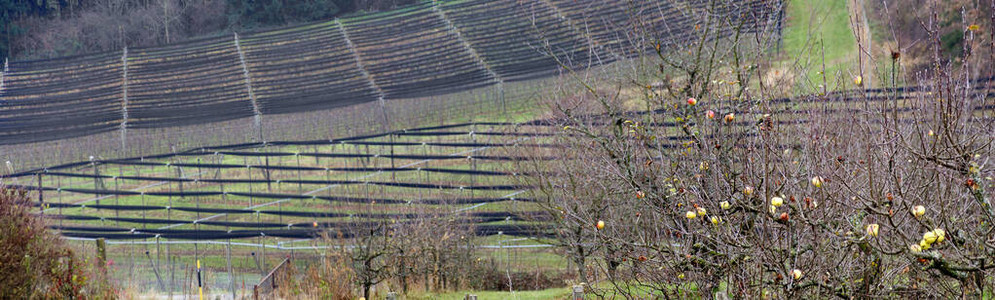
[27,119,565,296]
[410,288,572,300]
[780,0,859,93]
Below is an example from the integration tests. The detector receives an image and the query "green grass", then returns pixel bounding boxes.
[407,281,697,300]
[781,0,858,93]
[409,287,572,300]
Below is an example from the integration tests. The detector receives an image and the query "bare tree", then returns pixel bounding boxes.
[519,0,995,297]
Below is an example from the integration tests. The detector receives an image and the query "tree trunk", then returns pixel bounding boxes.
[573,251,587,284]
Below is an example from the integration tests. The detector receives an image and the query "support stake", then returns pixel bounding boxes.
[0,58,7,95]
[336,19,398,175]
[120,48,129,151]
[234,32,263,141]
[37,173,43,215]
[431,0,504,85]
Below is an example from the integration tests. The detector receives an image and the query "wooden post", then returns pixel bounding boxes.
[464,294,477,300]
[96,238,107,276]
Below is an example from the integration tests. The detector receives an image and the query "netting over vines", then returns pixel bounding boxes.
[2,121,559,242]
[0,0,779,145]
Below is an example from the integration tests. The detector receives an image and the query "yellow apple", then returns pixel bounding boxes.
[866,224,879,237]
[933,229,945,244]
[720,201,731,210]
[923,231,937,244]
[810,176,823,188]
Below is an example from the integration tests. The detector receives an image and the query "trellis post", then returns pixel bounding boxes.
[227,240,236,299]
[0,58,7,94]
[146,249,166,291]
[336,18,398,174]
[234,32,263,142]
[431,0,506,116]
[536,0,619,63]
[120,47,129,151]
[37,173,43,215]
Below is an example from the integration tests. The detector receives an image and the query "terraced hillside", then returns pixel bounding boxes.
[1,121,561,292]
[3,77,994,293]
[10,122,551,241]
[0,0,779,145]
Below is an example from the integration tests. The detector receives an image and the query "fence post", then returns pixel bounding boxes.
[464,294,477,300]
[96,238,107,264]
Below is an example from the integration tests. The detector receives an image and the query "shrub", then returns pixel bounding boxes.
[0,188,116,298]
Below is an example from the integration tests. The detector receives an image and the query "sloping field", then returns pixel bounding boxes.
[2,78,994,293]
[0,0,777,145]
[4,80,994,241]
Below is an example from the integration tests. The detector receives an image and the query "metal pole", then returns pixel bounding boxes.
[120,47,129,151]
[234,32,263,142]
[227,240,236,299]
[197,259,203,300]
[146,250,166,291]
[1,58,7,94]
[36,173,43,215]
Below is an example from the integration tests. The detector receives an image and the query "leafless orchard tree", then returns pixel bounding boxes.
[311,199,478,298]
[517,0,995,297]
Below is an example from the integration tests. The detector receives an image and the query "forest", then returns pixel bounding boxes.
[0,0,416,59]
